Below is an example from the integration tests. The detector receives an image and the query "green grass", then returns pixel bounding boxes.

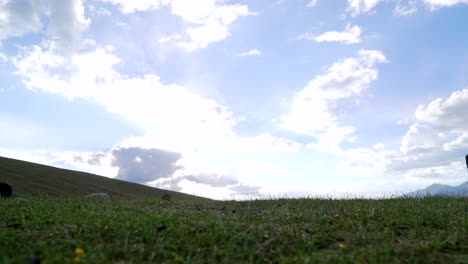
[1,196,466,263]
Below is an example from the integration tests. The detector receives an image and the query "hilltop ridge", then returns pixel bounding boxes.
[405,181,468,197]
[0,156,207,200]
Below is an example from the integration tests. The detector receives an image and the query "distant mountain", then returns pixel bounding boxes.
[0,156,208,200]
[405,181,468,197]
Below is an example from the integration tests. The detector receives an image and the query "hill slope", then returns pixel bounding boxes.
[405,181,468,197]
[0,156,206,200]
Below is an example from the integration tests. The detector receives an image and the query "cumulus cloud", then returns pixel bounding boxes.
[383,88,468,179]
[233,133,301,152]
[99,0,256,51]
[393,0,418,16]
[373,143,385,150]
[415,89,468,133]
[281,50,387,135]
[422,0,468,10]
[13,44,239,141]
[183,173,238,187]
[0,0,44,43]
[159,33,182,44]
[111,147,182,183]
[99,0,169,13]
[306,125,356,152]
[73,153,106,166]
[0,52,7,62]
[443,133,468,152]
[87,4,112,16]
[173,0,256,51]
[47,0,90,53]
[347,0,468,16]
[0,0,90,53]
[239,49,261,56]
[299,24,362,44]
[402,161,465,179]
[400,123,445,154]
[306,0,319,8]
[347,0,385,16]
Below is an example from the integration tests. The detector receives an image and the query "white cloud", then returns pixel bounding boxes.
[306,125,356,152]
[88,5,112,16]
[0,0,90,53]
[234,133,301,152]
[47,0,91,54]
[239,49,261,56]
[159,33,182,43]
[306,0,319,8]
[347,0,468,16]
[0,52,6,62]
[0,0,44,43]
[281,50,387,135]
[402,161,464,179]
[393,0,418,16]
[422,0,468,10]
[443,133,468,152]
[99,0,256,51]
[347,0,385,16]
[400,123,445,154]
[111,147,182,183]
[383,88,468,180]
[373,143,385,150]
[173,1,255,51]
[299,24,362,44]
[99,0,170,14]
[415,88,468,133]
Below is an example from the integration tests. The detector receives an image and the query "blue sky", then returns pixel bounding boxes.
[1,0,467,199]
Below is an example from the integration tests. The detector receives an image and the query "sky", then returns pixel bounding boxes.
[0,0,467,200]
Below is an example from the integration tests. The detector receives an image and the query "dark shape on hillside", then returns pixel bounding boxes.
[162,193,172,201]
[465,154,468,171]
[28,256,41,264]
[405,181,468,197]
[0,182,13,197]
[157,224,167,232]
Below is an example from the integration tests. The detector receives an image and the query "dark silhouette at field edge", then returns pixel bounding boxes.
[0,182,13,197]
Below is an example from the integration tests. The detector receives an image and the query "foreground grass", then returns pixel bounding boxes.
[0,196,466,263]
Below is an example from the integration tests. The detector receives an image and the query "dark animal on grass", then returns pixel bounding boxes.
[465,154,467,171]
[0,182,13,198]
[162,193,172,201]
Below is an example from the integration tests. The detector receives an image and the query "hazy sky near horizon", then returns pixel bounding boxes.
[1,0,467,199]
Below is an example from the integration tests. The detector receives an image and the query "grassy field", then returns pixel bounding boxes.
[1,195,466,263]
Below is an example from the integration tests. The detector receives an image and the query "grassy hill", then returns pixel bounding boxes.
[0,156,206,200]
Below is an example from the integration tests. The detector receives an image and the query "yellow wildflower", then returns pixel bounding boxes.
[75,248,85,255]
[339,243,346,249]
[104,225,109,231]
[263,234,269,239]
[73,256,81,263]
